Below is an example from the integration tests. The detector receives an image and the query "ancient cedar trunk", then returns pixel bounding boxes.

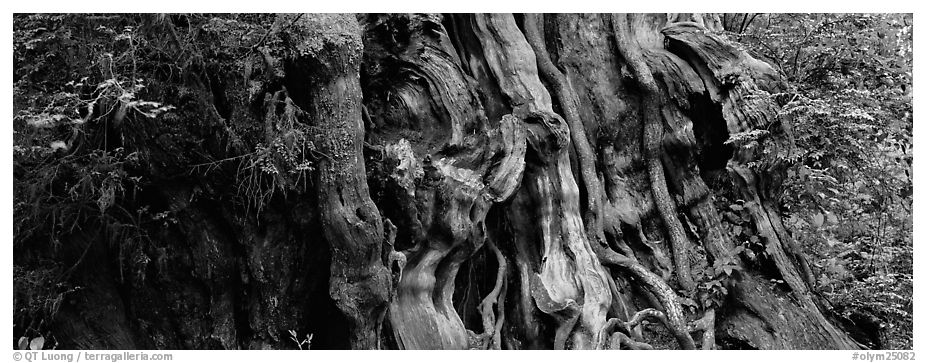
[20,13,864,350]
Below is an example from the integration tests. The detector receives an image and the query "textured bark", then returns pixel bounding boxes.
[30,13,863,350]
[278,14,393,349]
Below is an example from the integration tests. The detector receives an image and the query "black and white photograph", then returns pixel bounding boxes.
[9,9,916,357]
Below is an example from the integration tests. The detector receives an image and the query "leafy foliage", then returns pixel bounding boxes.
[12,14,329,346]
[732,13,913,349]
[13,14,171,342]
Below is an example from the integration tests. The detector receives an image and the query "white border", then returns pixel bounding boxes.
[3,5,922,363]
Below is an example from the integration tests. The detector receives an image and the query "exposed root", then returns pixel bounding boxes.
[477,237,508,349]
[382,219,406,286]
[627,308,670,329]
[590,240,696,349]
[595,309,667,350]
[596,318,622,349]
[611,13,695,292]
[523,13,606,237]
[524,17,637,349]
[609,332,655,350]
[491,270,508,349]
[529,273,581,350]
[467,13,612,349]
[689,308,716,350]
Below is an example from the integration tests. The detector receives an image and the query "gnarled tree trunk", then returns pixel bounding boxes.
[31,13,863,350]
